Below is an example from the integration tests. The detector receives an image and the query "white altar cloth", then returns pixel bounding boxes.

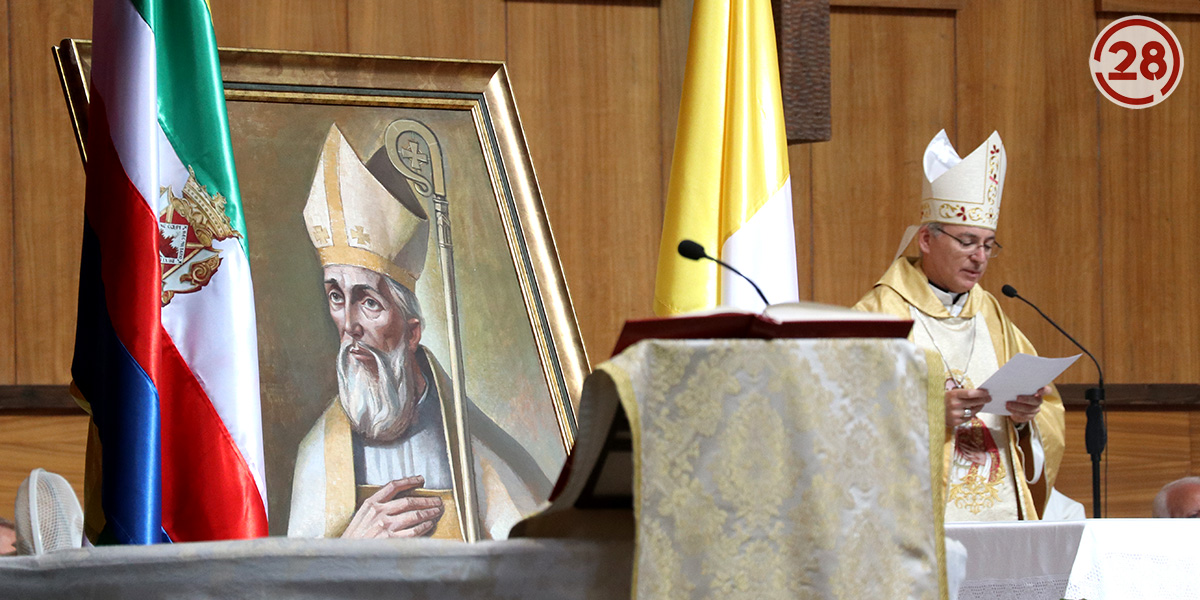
[1063,519,1200,600]
[0,537,633,599]
[946,520,1084,600]
[948,518,1200,600]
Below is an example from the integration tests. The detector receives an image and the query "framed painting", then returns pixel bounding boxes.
[55,41,588,540]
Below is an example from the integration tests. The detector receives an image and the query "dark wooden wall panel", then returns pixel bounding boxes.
[811,8,956,307]
[506,1,662,358]
[10,1,91,385]
[0,0,13,385]
[347,0,505,61]
[1100,18,1200,384]
[955,0,1102,385]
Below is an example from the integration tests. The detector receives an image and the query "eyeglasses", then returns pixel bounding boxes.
[935,227,1003,258]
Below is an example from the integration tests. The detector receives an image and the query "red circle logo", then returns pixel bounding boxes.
[1090,16,1184,109]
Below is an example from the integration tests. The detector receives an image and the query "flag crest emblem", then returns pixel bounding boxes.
[157,167,242,305]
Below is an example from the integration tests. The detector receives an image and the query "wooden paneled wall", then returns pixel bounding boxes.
[751,0,1106,387]
[0,0,663,524]
[0,1,11,387]
[1,0,1198,521]
[0,415,89,523]
[1101,16,1200,383]
[1056,406,1200,518]
[658,0,1190,389]
[10,3,1200,392]
[810,7,957,304]
[1,0,660,385]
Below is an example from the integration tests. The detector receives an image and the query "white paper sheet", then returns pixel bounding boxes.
[977,353,1081,415]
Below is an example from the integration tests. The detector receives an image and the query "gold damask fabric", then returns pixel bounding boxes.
[601,338,944,599]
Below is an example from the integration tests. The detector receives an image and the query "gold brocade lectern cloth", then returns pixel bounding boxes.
[600,338,945,600]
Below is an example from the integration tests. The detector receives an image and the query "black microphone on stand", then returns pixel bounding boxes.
[1002,283,1106,518]
[678,240,770,307]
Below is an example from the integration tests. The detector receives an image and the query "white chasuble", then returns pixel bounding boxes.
[910,305,1020,521]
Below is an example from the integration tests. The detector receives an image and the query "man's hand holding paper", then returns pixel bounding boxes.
[946,387,990,428]
[1007,385,1052,424]
[976,353,1081,416]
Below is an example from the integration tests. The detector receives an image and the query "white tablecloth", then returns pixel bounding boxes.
[948,519,1200,600]
[946,520,1084,600]
[0,537,633,599]
[1063,519,1200,600]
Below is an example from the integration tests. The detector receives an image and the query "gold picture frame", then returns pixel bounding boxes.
[54,40,588,540]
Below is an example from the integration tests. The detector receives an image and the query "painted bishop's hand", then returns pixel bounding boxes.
[340,475,444,539]
[946,387,990,429]
[1007,385,1049,425]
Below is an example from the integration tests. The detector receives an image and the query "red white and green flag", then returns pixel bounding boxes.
[72,0,267,543]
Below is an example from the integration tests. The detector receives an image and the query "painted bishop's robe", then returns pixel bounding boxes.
[288,347,552,539]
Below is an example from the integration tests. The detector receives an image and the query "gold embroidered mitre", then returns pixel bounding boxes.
[303,124,430,290]
[920,129,1006,231]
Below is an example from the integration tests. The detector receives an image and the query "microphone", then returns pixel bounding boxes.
[1003,283,1106,518]
[677,240,770,307]
[678,240,706,261]
[1001,285,1104,386]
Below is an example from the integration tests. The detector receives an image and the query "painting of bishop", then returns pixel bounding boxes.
[286,122,553,540]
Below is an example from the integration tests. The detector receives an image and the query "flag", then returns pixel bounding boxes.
[654,0,800,315]
[72,0,267,544]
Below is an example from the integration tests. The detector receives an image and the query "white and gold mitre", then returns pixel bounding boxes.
[920,129,1006,230]
[303,124,430,290]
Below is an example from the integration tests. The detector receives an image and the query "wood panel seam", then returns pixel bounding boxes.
[951,11,957,149]
[4,0,14,381]
[1096,0,1200,15]
[806,147,814,298]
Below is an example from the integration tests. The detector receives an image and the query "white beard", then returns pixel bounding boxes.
[336,340,417,443]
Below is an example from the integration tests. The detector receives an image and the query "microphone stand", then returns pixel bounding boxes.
[1085,383,1105,519]
[1008,289,1106,518]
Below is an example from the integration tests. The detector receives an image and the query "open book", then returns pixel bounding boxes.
[611,301,912,356]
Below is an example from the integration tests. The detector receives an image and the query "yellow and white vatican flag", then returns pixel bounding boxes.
[653,0,799,316]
